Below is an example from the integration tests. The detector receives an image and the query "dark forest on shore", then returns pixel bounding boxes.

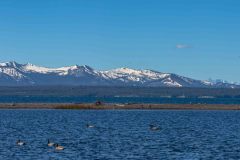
[0,86,240,98]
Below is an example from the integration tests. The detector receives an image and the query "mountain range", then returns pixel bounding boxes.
[0,61,238,88]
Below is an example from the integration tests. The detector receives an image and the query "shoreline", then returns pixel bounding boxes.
[0,103,240,110]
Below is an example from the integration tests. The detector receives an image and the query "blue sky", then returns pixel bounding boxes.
[0,0,239,82]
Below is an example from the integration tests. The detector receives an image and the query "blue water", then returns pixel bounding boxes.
[0,96,240,104]
[0,110,240,159]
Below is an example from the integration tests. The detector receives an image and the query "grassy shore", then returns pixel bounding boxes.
[0,103,240,110]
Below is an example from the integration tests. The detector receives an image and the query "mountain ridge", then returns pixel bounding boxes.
[0,61,238,88]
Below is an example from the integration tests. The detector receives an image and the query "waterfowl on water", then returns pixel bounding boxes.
[86,124,95,128]
[16,140,26,146]
[54,144,64,150]
[149,124,160,131]
[48,139,54,147]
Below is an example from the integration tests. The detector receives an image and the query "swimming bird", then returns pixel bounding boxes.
[54,144,64,150]
[86,124,95,128]
[16,140,26,146]
[48,139,54,147]
[149,124,160,131]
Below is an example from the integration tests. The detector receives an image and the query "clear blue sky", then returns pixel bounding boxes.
[0,0,239,82]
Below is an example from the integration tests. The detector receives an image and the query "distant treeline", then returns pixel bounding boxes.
[0,86,240,98]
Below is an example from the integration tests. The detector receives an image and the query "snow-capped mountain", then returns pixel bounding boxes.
[0,61,239,88]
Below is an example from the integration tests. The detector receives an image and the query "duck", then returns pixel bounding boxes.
[54,144,64,150]
[149,124,160,131]
[86,124,95,128]
[16,140,26,146]
[48,139,55,147]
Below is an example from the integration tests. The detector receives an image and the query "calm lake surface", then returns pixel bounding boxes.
[0,110,240,159]
[0,96,240,104]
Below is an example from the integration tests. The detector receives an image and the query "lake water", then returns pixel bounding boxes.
[0,96,240,104]
[0,110,240,159]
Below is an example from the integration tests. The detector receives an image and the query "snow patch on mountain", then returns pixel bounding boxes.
[101,68,169,82]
